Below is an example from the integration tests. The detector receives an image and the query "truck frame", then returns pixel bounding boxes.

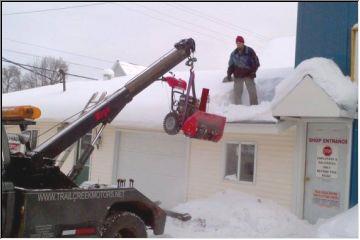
[1,38,195,237]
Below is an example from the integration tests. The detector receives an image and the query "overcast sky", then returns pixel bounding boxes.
[2,2,298,79]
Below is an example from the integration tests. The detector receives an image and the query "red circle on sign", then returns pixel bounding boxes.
[323,146,332,156]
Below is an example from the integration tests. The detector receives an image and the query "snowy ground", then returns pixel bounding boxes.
[150,190,358,238]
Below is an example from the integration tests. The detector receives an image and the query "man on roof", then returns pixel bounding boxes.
[224,36,260,105]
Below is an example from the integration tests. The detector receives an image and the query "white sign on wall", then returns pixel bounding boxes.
[316,145,338,179]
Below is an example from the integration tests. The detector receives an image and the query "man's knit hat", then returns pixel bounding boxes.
[236,36,244,43]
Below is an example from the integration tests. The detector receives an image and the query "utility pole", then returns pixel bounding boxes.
[59,69,66,92]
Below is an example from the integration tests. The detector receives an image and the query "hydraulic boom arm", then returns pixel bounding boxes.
[30,39,195,168]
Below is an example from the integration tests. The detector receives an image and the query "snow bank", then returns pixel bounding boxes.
[316,205,358,238]
[162,190,314,238]
[272,57,358,112]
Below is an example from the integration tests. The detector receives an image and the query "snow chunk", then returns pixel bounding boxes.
[316,205,358,238]
[162,190,314,238]
[273,57,358,112]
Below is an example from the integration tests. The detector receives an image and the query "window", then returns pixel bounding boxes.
[224,142,256,183]
[74,131,92,184]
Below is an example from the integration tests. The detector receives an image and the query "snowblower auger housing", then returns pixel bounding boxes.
[163,63,226,142]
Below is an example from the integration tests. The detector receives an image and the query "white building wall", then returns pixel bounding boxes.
[89,125,116,185]
[187,126,296,209]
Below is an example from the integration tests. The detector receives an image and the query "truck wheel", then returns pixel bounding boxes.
[100,211,147,238]
[163,112,180,135]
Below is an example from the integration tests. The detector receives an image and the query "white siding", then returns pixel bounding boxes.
[115,130,188,208]
[187,126,296,209]
[89,125,116,185]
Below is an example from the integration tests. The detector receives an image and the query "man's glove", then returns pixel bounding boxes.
[249,72,256,78]
[223,75,232,82]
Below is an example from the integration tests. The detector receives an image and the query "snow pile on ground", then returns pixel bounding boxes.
[161,190,315,238]
[316,205,358,238]
[272,57,358,112]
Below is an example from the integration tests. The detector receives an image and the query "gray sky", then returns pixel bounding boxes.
[2,2,298,79]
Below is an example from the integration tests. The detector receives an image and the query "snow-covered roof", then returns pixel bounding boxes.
[1,68,292,129]
[272,57,358,117]
[3,57,357,130]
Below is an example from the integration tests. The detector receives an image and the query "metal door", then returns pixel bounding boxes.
[304,122,350,223]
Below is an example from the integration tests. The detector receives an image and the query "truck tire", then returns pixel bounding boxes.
[100,211,147,238]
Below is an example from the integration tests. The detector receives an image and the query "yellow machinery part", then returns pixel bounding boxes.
[2,105,41,120]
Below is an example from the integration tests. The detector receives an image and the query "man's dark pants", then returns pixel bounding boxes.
[233,77,258,105]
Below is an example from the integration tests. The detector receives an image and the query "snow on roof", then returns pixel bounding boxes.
[3,57,356,129]
[272,57,358,112]
[2,68,292,128]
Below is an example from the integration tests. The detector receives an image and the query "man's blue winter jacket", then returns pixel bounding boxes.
[227,46,260,78]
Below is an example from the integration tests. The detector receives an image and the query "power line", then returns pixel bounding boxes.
[110,3,229,45]
[3,48,104,71]
[2,57,56,83]
[168,3,269,42]
[4,38,114,64]
[2,57,99,81]
[3,2,109,16]
[132,3,234,43]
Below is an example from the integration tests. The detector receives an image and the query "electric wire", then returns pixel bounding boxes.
[3,2,109,16]
[3,48,104,71]
[4,38,114,64]
[2,57,99,81]
[168,3,270,42]
[132,3,234,43]
[2,57,55,83]
[110,3,229,45]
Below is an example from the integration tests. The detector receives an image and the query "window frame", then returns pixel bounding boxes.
[223,141,257,185]
[73,130,93,184]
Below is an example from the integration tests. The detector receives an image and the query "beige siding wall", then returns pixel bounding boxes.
[89,126,116,185]
[187,126,296,209]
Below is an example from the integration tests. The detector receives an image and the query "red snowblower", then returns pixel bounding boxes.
[162,57,226,142]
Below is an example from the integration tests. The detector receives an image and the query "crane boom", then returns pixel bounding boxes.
[30,39,195,164]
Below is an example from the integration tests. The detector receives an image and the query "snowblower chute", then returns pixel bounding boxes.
[163,57,226,142]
